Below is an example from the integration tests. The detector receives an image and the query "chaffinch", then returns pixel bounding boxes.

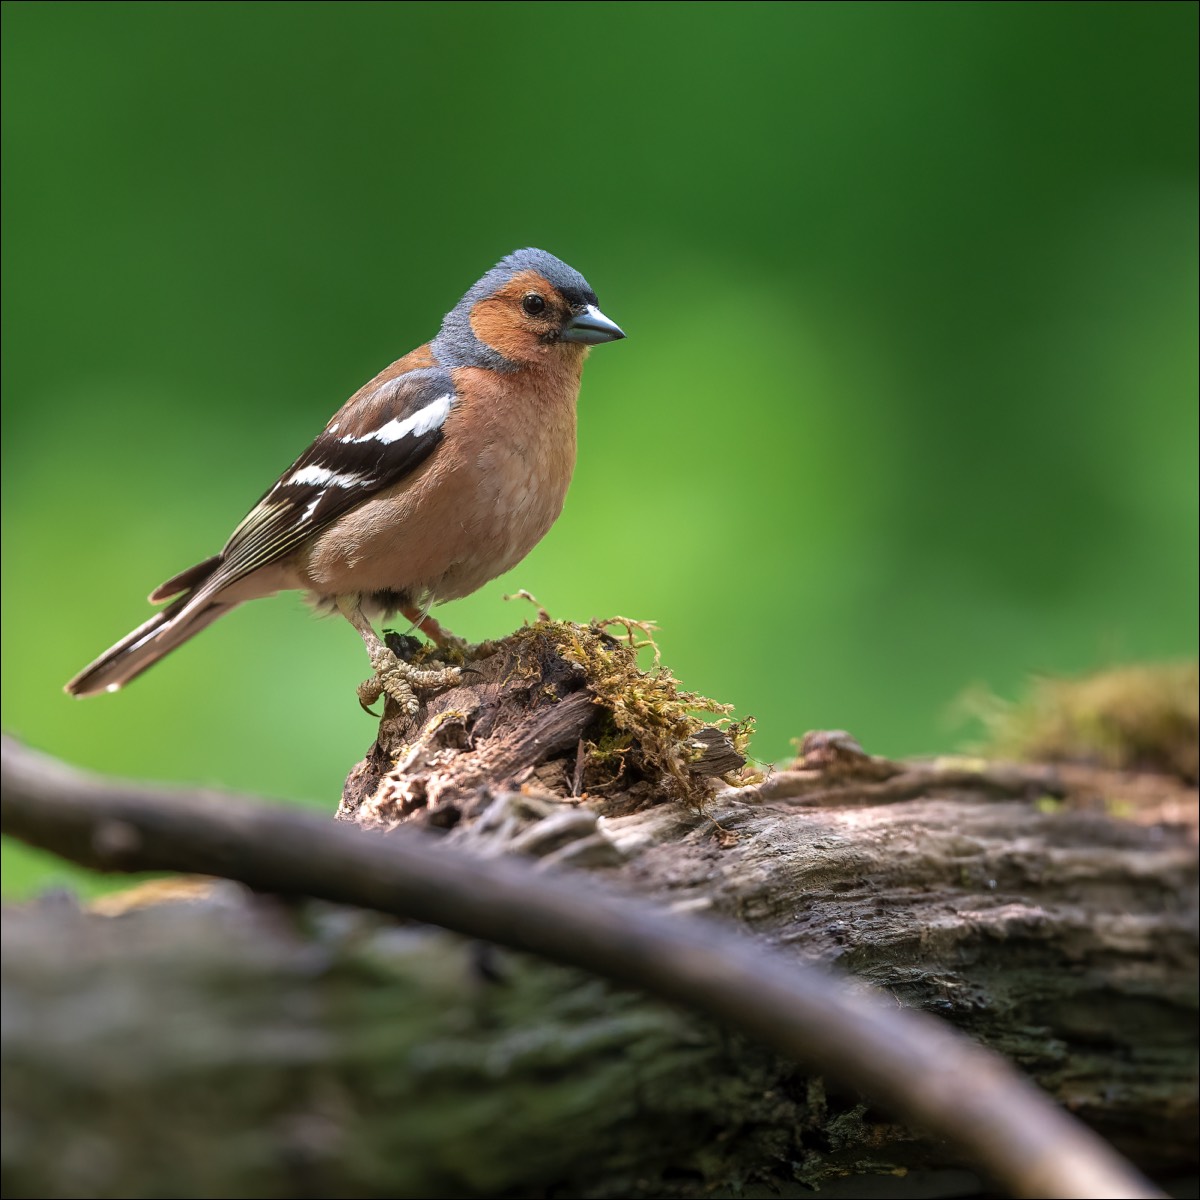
[66,248,625,712]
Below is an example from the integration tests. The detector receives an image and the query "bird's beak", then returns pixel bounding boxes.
[561,304,626,344]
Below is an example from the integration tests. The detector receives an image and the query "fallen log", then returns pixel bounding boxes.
[1,625,1195,1198]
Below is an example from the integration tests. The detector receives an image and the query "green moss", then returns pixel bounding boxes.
[981,661,1198,782]
[516,617,758,807]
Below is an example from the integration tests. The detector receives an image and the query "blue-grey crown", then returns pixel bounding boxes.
[432,248,599,371]
[468,248,597,308]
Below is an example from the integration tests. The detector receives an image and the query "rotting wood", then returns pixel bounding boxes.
[1,628,1195,1199]
[332,624,1198,1184]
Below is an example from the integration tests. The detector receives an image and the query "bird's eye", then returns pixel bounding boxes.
[521,293,547,316]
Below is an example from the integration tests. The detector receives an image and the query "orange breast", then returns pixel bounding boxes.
[295,358,582,603]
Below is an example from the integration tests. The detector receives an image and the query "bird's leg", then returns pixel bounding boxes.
[399,605,464,652]
[399,605,500,661]
[338,597,461,716]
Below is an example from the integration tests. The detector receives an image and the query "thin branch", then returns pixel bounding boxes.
[0,735,1164,1200]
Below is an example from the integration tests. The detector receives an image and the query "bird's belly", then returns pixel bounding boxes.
[433,440,572,600]
[298,419,576,604]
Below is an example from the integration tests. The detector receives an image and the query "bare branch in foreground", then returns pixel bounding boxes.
[0,735,1165,1200]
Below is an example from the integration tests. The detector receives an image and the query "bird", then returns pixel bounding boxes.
[65,248,626,713]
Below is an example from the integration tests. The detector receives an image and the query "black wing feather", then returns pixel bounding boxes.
[197,366,457,598]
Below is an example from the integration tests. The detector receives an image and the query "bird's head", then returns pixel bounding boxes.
[434,248,625,370]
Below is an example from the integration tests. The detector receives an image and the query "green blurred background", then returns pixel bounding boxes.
[3,2,1196,897]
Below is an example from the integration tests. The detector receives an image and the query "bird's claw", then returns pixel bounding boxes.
[357,677,384,716]
[359,647,462,718]
[463,638,502,662]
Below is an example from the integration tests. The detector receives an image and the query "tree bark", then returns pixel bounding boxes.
[2,624,1196,1199]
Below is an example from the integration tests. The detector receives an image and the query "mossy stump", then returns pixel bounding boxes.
[339,618,755,830]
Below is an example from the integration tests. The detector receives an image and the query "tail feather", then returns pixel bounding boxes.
[148,554,221,603]
[65,594,234,697]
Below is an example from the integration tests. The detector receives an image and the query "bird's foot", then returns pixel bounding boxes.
[428,632,504,663]
[396,607,500,663]
[358,646,462,716]
[463,638,502,661]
